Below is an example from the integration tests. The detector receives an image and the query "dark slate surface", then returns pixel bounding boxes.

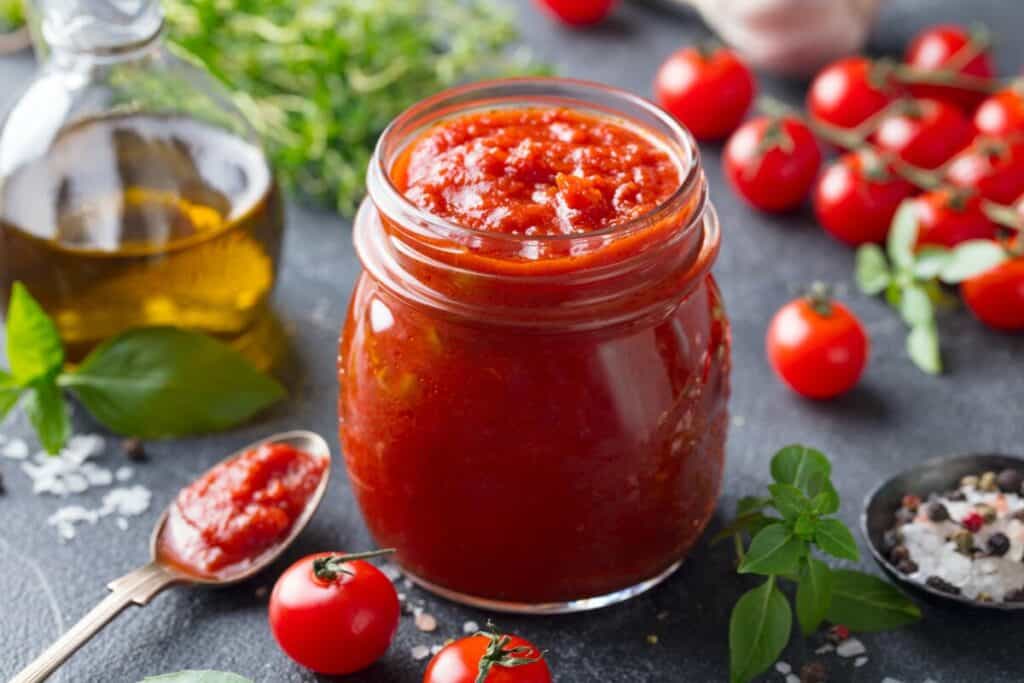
[1,1,1022,681]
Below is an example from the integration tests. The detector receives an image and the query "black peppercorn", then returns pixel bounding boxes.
[987,532,1010,557]
[800,661,828,683]
[896,559,918,574]
[926,576,961,595]
[1013,509,1024,523]
[996,469,1023,494]
[121,438,146,461]
[926,502,949,522]
[889,545,910,563]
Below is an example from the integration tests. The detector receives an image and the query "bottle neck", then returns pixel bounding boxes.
[33,0,163,57]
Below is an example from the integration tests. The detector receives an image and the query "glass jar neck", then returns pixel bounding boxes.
[357,79,721,331]
[33,0,163,56]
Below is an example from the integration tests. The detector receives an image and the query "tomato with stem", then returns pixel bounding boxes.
[724,116,821,212]
[532,0,616,26]
[974,88,1024,137]
[872,98,975,170]
[766,286,869,399]
[903,24,995,111]
[946,138,1024,204]
[814,149,916,246]
[654,45,755,141]
[911,188,999,248]
[269,550,400,675]
[424,628,552,683]
[962,250,1024,331]
[807,57,898,130]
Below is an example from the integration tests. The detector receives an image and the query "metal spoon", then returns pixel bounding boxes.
[11,429,332,683]
[861,451,1024,612]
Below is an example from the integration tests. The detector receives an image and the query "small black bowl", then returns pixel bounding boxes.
[861,452,1024,612]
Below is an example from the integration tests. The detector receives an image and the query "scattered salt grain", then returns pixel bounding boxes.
[115,466,134,482]
[854,656,868,668]
[2,438,28,459]
[410,645,431,661]
[775,661,791,674]
[415,612,438,632]
[81,463,113,486]
[380,562,403,581]
[115,517,129,531]
[784,675,799,683]
[814,644,834,655]
[463,620,479,634]
[835,638,866,658]
[732,416,746,428]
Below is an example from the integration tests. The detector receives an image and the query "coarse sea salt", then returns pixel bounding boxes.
[835,638,866,658]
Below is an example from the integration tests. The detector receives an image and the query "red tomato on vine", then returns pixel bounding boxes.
[424,628,552,683]
[724,116,821,212]
[962,254,1024,331]
[872,98,974,170]
[975,89,1024,138]
[904,24,995,111]
[947,138,1024,204]
[911,188,999,249]
[807,57,897,130]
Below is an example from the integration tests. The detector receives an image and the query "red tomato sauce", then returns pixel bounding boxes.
[159,443,326,577]
[394,107,680,236]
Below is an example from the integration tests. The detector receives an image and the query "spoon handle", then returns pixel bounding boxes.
[11,562,178,683]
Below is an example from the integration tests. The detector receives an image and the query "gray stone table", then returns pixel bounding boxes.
[1,1,1022,681]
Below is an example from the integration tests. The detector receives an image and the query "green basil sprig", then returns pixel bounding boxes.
[855,200,1010,374]
[142,672,252,683]
[1,283,286,453]
[724,445,920,683]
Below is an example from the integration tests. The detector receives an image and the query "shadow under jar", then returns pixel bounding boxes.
[339,79,731,613]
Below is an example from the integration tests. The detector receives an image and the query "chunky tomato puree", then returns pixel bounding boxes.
[394,107,680,236]
[159,443,325,577]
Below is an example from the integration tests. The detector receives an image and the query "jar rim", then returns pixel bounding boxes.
[365,77,705,248]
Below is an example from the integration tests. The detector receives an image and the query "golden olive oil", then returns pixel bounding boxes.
[0,113,285,368]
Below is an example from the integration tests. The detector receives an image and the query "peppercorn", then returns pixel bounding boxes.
[987,532,1010,557]
[976,504,997,524]
[800,661,828,683]
[946,490,967,502]
[1005,588,1024,602]
[901,494,921,511]
[896,559,918,574]
[926,502,949,522]
[121,438,146,461]
[825,624,850,644]
[889,545,910,563]
[996,469,1023,494]
[960,475,979,489]
[961,511,984,533]
[952,529,975,555]
[979,471,998,492]
[882,529,903,553]
[926,576,961,595]
[1012,509,1024,523]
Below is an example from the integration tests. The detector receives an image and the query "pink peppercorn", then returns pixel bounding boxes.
[961,511,984,533]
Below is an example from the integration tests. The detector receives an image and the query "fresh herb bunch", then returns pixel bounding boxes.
[1,283,285,454]
[164,0,550,216]
[721,445,920,683]
[854,201,1012,374]
[0,0,24,31]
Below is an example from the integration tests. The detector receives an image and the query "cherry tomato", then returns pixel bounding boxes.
[724,116,821,212]
[814,150,916,246]
[904,24,995,111]
[974,89,1024,138]
[807,57,897,130]
[946,138,1024,204]
[533,0,615,26]
[912,188,999,249]
[654,46,755,141]
[269,551,400,675]
[872,98,974,170]
[766,292,869,400]
[962,255,1024,331]
[424,629,552,683]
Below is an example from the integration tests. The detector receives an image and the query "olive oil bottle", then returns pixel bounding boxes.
[0,0,285,369]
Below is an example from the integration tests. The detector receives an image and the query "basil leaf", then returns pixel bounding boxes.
[729,578,791,683]
[796,557,833,636]
[793,513,817,540]
[6,282,64,384]
[738,523,804,576]
[855,244,891,295]
[825,569,921,632]
[711,510,775,545]
[737,496,772,516]
[768,482,811,521]
[812,518,860,561]
[912,247,952,280]
[899,284,934,327]
[907,323,942,375]
[0,370,23,420]
[141,672,253,683]
[25,378,69,455]
[771,445,831,493]
[62,327,286,438]
[939,239,1009,284]
[887,201,919,269]
[811,484,840,515]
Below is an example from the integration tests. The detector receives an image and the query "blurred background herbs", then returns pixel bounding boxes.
[164,0,550,215]
[0,0,24,32]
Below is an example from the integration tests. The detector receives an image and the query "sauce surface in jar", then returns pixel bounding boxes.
[394,107,680,236]
[342,89,730,607]
[158,443,326,578]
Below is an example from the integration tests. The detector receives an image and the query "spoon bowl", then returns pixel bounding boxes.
[861,452,1024,612]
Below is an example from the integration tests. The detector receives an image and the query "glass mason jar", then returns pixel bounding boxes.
[340,79,731,613]
[0,0,285,369]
